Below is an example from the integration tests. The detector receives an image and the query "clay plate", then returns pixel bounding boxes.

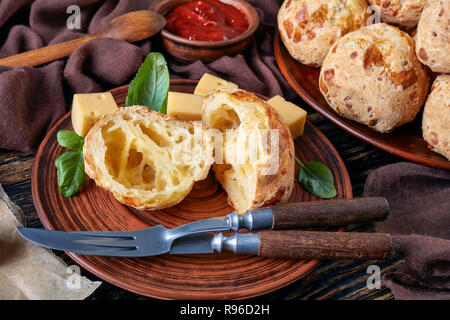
[273,32,450,170]
[32,79,352,299]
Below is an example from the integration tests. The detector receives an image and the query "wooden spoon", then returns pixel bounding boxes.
[0,10,166,68]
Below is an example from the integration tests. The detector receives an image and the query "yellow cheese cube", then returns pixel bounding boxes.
[71,92,118,137]
[167,91,203,121]
[267,95,307,139]
[194,73,238,96]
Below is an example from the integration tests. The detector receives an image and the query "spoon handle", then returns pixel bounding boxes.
[0,34,98,68]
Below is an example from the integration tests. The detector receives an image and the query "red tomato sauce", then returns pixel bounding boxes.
[165,0,249,41]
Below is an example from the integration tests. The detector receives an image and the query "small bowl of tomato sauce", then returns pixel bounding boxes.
[150,0,259,63]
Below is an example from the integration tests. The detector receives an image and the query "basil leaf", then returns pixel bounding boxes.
[55,151,87,197]
[298,160,337,199]
[159,92,168,115]
[125,52,169,113]
[57,130,84,151]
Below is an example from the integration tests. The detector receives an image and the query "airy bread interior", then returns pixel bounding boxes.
[202,90,286,213]
[83,106,214,210]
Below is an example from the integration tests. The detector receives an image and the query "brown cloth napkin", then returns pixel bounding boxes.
[0,0,290,153]
[364,162,450,300]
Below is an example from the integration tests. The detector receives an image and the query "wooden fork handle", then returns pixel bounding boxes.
[258,231,393,260]
[271,197,389,229]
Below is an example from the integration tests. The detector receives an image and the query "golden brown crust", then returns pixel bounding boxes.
[202,89,295,213]
[251,105,295,209]
[319,23,430,133]
[278,0,370,67]
[422,75,450,160]
[367,0,425,29]
[83,106,214,210]
[415,0,450,73]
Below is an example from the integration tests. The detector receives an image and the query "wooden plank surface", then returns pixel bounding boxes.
[0,103,405,300]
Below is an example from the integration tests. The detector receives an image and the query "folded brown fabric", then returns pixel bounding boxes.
[0,0,33,35]
[363,162,450,300]
[0,0,289,154]
[0,62,66,153]
[64,37,145,93]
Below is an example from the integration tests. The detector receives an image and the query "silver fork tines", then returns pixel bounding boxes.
[16,227,143,256]
[16,218,229,257]
[57,232,140,255]
[73,237,138,249]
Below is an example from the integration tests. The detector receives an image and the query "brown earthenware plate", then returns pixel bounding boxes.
[273,32,450,170]
[32,79,352,300]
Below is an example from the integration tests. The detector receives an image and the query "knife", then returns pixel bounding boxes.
[17,197,389,257]
[17,227,394,259]
[169,230,394,260]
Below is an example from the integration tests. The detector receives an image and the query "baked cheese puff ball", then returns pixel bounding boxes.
[422,75,450,160]
[415,0,450,73]
[319,23,430,133]
[277,0,370,67]
[366,0,426,29]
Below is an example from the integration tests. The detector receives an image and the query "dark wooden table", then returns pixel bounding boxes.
[0,101,403,300]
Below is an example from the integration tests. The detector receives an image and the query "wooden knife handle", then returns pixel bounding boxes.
[271,197,389,229]
[258,231,393,260]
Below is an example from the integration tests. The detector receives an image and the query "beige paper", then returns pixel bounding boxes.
[0,192,101,300]
[0,183,22,224]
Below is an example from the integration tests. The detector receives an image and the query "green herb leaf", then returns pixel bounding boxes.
[159,92,168,115]
[55,151,87,197]
[125,52,170,113]
[57,130,85,152]
[296,158,337,199]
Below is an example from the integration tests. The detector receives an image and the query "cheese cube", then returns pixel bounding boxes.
[167,91,203,121]
[267,95,307,139]
[194,73,238,96]
[71,92,118,137]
